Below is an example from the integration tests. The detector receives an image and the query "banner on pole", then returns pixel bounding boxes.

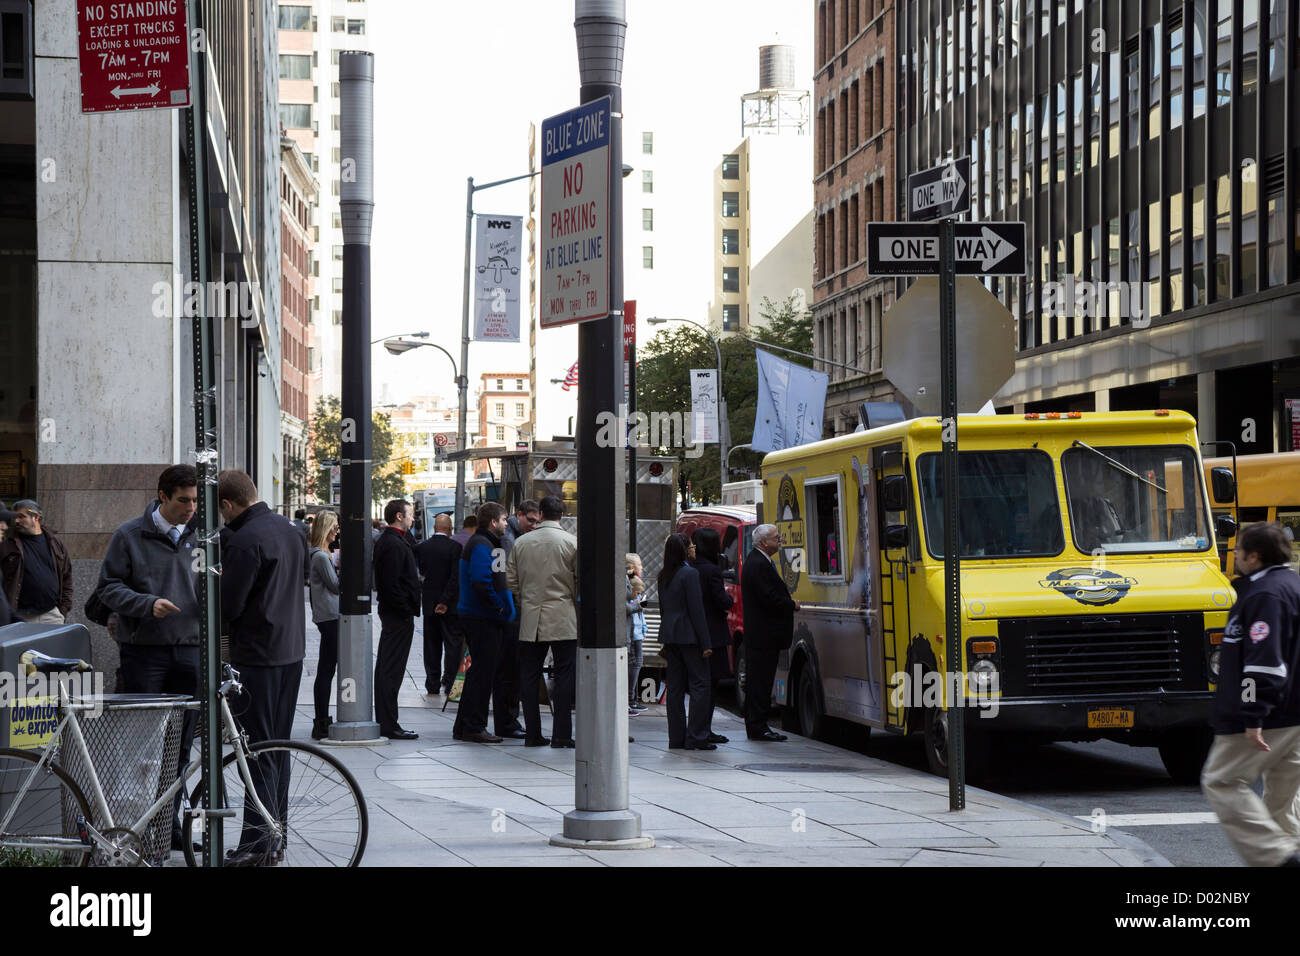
[751,349,828,453]
[473,215,523,341]
[691,369,718,445]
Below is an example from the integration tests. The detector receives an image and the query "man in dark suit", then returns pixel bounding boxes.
[372,498,422,740]
[741,523,799,741]
[415,512,462,696]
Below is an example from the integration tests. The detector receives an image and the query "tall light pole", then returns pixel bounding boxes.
[648,316,729,498]
[457,171,540,528]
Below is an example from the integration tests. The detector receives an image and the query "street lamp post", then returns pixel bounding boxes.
[648,316,729,499]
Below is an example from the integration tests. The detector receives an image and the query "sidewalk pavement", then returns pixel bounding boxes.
[295,609,1168,867]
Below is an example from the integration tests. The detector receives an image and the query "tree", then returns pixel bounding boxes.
[634,294,813,505]
[308,395,407,505]
[283,449,313,508]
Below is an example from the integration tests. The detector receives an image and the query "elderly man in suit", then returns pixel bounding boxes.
[507,496,578,747]
[415,512,463,696]
[741,523,799,741]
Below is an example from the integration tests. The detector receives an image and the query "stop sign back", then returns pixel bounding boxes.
[78,1,191,114]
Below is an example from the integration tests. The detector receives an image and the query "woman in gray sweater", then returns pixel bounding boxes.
[308,512,341,740]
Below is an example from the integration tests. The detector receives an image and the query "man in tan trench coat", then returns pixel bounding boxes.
[507,495,578,748]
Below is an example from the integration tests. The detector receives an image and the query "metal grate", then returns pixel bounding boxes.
[1000,614,1205,697]
[58,695,191,865]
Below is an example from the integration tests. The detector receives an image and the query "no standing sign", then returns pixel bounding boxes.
[78,0,192,114]
[540,97,611,329]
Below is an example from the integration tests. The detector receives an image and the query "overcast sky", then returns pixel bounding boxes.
[367,0,812,439]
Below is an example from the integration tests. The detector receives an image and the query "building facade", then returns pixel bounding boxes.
[893,0,1298,455]
[277,0,371,404]
[384,394,459,493]
[710,45,815,336]
[475,372,531,479]
[280,135,316,511]
[812,0,901,436]
[1,0,283,671]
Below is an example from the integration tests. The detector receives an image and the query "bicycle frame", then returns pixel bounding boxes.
[0,680,282,866]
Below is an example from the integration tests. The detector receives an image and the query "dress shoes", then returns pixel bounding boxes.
[748,729,787,742]
[498,728,529,740]
[382,728,419,740]
[550,738,576,748]
[524,736,550,747]
[706,733,729,744]
[464,731,503,743]
[224,846,275,867]
[684,741,717,750]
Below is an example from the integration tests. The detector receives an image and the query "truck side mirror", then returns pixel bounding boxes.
[1210,466,1236,504]
[718,553,731,571]
[884,524,909,549]
[1215,513,1238,541]
[722,569,738,583]
[880,474,909,513]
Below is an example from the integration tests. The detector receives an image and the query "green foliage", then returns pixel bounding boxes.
[308,395,407,505]
[0,846,64,867]
[634,294,813,504]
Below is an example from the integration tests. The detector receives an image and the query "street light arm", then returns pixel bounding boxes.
[370,331,429,344]
[472,169,542,193]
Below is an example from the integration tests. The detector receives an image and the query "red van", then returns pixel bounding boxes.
[674,505,758,706]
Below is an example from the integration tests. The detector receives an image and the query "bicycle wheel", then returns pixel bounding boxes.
[184,740,366,867]
[0,749,93,867]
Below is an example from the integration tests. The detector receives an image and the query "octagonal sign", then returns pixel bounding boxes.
[882,276,1015,416]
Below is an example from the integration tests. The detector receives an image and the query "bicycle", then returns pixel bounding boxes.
[0,662,367,867]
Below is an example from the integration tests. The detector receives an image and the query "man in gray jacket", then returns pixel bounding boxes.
[96,464,201,851]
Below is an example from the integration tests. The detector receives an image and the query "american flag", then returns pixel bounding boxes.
[560,360,579,392]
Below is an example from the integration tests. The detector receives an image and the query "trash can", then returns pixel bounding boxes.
[56,695,194,865]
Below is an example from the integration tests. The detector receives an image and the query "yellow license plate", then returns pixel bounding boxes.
[1087,708,1134,728]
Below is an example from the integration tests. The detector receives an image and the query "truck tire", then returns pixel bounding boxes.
[923,705,989,780]
[733,641,747,712]
[793,662,826,741]
[1157,728,1213,785]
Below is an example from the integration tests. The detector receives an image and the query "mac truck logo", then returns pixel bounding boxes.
[1039,567,1138,606]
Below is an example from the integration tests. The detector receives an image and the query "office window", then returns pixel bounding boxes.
[722,305,740,331]
[516,379,524,390]
[642,246,654,269]
[642,131,653,154]
[642,208,654,231]
[278,104,312,129]
[642,170,653,193]
[332,114,341,131]
[333,277,343,293]
[347,19,365,34]
[331,82,340,98]
[722,154,740,179]
[278,4,311,30]
[1215,5,1232,106]
[722,229,739,254]
[722,192,740,217]
[332,245,343,261]
[331,16,345,31]
[330,50,339,64]
[278,55,311,79]
[333,147,341,162]
[495,426,506,442]
[495,402,505,417]
[723,267,739,292]
[332,310,342,326]
[1169,24,1184,129]
[332,213,341,229]
[515,403,525,418]
[496,379,504,390]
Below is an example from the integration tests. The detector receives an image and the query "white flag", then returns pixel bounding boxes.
[473,215,522,341]
[752,349,828,452]
[690,368,718,444]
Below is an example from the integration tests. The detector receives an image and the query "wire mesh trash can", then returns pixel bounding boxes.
[57,695,195,865]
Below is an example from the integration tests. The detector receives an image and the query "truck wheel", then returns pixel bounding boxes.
[1157,728,1213,785]
[787,663,824,741]
[923,706,989,780]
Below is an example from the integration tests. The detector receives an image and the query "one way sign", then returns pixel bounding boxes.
[866,221,1026,277]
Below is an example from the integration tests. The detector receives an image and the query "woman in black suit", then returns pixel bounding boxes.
[657,533,715,750]
[691,527,734,744]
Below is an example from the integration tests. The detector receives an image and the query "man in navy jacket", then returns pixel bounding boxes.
[451,502,515,744]
[1202,522,1300,867]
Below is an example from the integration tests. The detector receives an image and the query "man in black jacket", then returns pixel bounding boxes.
[218,470,306,866]
[741,524,799,742]
[97,464,201,851]
[415,512,462,696]
[1202,522,1300,867]
[373,498,421,739]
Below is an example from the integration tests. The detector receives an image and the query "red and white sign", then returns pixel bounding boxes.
[623,299,636,403]
[434,433,450,447]
[540,98,610,328]
[78,0,191,114]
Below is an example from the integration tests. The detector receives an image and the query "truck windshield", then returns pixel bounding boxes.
[917,450,1064,558]
[1061,444,1211,554]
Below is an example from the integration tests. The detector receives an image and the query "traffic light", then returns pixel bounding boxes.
[401,459,414,476]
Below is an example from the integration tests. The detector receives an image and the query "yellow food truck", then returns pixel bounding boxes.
[757,410,1238,782]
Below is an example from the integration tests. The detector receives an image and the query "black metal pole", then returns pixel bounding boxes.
[939,217,965,811]
[333,51,380,741]
[628,331,637,553]
[184,0,223,868]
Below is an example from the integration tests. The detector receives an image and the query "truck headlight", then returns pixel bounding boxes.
[971,658,998,691]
